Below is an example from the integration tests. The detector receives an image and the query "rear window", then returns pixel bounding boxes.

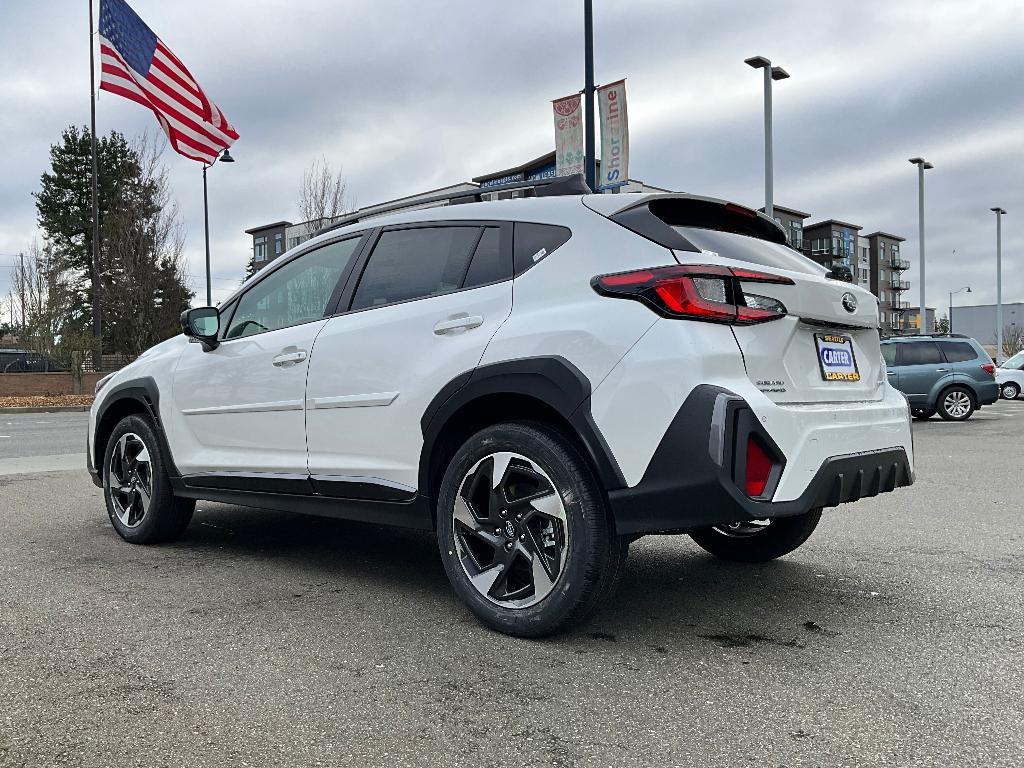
[936,341,979,363]
[673,227,823,276]
[897,342,943,366]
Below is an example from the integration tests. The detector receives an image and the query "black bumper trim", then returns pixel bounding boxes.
[607,385,913,535]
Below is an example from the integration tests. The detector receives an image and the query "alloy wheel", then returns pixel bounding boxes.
[1004,383,1020,400]
[108,433,153,529]
[452,452,569,609]
[712,519,772,538]
[943,390,972,419]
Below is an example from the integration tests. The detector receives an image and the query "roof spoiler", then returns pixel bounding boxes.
[605,194,789,252]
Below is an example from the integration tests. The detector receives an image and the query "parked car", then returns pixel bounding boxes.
[0,349,65,373]
[880,334,999,421]
[996,350,1024,399]
[88,184,915,637]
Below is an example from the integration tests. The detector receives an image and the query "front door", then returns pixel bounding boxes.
[168,236,364,478]
[305,223,513,496]
[895,340,944,407]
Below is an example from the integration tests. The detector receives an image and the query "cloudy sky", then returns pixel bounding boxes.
[1,0,1021,313]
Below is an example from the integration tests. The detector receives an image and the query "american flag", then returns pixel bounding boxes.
[98,0,238,164]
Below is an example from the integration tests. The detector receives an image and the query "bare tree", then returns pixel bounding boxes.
[298,157,352,233]
[1002,324,1024,359]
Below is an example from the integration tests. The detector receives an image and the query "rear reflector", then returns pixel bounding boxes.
[745,436,774,498]
[592,264,792,325]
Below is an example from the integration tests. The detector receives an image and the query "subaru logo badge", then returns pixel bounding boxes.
[841,292,858,313]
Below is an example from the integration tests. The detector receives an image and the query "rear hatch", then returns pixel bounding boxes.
[593,194,885,404]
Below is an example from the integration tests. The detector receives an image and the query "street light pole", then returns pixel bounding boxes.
[745,56,789,219]
[991,207,1007,361]
[583,0,596,191]
[949,286,970,334]
[202,149,235,307]
[909,157,933,333]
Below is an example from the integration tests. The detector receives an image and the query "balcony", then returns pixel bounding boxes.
[891,300,910,312]
[890,257,910,271]
[891,279,910,291]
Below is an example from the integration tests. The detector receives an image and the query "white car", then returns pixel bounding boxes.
[997,351,1024,399]
[88,183,914,637]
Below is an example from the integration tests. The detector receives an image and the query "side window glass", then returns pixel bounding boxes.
[881,345,897,367]
[897,342,943,366]
[463,227,508,289]
[351,227,479,311]
[513,222,572,276]
[936,341,976,363]
[217,300,238,340]
[226,237,361,339]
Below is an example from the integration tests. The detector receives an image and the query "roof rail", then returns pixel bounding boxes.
[316,174,593,237]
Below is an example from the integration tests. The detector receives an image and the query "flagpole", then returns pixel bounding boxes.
[88,0,103,371]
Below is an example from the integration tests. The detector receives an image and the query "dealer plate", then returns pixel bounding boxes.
[815,333,860,382]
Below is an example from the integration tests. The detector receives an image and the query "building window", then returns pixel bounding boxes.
[274,233,283,255]
[860,268,869,281]
[254,236,267,262]
[790,221,802,249]
[880,311,886,324]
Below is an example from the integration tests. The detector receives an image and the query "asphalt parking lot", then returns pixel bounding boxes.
[1,403,1021,767]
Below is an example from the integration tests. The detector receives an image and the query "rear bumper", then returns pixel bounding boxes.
[607,385,914,535]
[976,380,1000,406]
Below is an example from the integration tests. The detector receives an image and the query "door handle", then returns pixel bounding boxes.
[272,349,308,367]
[433,314,484,335]
[935,368,950,373]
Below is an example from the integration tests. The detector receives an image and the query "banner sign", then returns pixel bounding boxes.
[552,94,585,177]
[597,79,629,190]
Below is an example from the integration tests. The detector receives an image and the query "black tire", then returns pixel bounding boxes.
[1002,382,1020,400]
[911,408,935,420]
[937,386,975,421]
[103,414,194,544]
[689,509,822,563]
[436,421,627,638]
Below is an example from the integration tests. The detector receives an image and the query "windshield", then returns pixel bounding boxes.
[674,227,825,276]
[1001,351,1024,369]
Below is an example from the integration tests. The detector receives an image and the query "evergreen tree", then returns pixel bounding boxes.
[34,127,193,356]
[34,126,138,341]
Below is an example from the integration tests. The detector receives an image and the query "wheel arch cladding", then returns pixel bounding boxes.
[418,357,627,522]
[94,377,180,479]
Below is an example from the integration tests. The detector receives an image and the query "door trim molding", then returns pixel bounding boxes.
[306,392,399,410]
[180,399,305,415]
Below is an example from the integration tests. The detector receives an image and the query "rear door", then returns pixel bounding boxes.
[304,222,513,496]
[895,341,944,407]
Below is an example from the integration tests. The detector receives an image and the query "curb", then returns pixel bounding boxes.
[0,406,92,414]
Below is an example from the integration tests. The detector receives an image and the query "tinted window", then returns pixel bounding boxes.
[881,344,897,367]
[351,227,479,311]
[897,342,943,366]
[463,227,507,288]
[674,227,823,275]
[226,237,360,339]
[937,341,978,363]
[513,223,571,275]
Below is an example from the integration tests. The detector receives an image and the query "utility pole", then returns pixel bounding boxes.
[908,157,933,333]
[991,207,1007,362]
[583,0,596,191]
[88,0,103,370]
[745,56,789,219]
[18,252,26,330]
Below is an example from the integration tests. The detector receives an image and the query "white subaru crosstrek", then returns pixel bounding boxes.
[88,182,914,637]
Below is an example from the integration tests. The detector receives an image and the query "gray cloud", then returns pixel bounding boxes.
[0,0,1020,312]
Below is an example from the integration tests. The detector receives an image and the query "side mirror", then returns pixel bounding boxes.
[180,307,220,351]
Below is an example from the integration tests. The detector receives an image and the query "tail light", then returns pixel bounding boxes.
[592,264,793,325]
[981,363,996,376]
[745,435,774,498]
